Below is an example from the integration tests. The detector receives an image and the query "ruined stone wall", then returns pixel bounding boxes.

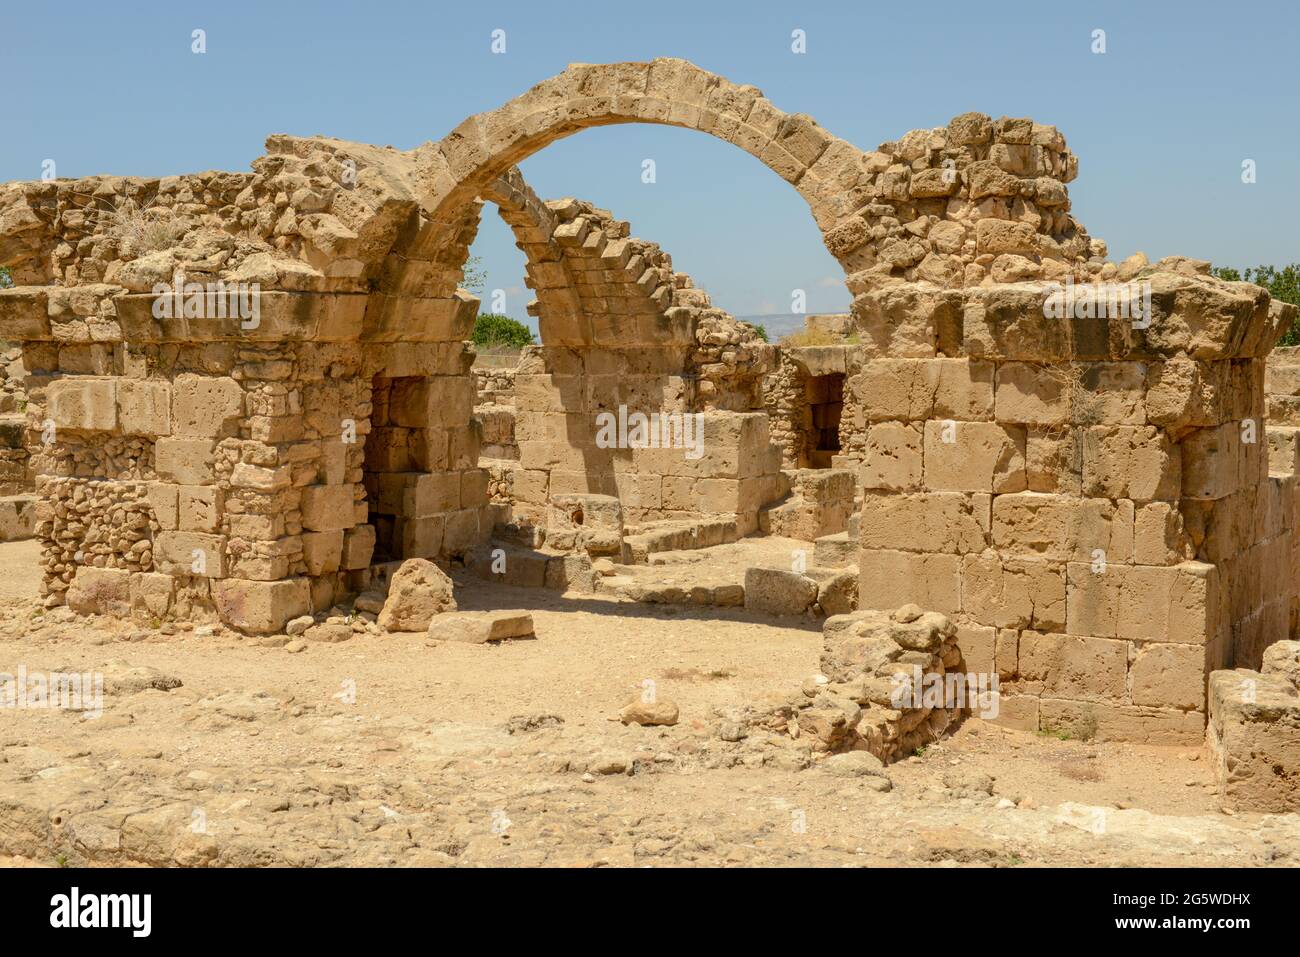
[469,183,782,529]
[850,270,1294,743]
[2,55,1296,704]
[0,131,501,632]
[763,344,859,470]
[825,112,1099,293]
[1263,345,1300,638]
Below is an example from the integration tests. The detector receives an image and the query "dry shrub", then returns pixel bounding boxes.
[106,199,187,257]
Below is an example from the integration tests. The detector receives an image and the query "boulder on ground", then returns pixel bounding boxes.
[426,611,534,644]
[822,750,889,780]
[304,622,351,643]
[377,559,457,632]
[743,566,817,617]
[620,697,680,726]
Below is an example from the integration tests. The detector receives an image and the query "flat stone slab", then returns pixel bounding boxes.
[427,611,535,644]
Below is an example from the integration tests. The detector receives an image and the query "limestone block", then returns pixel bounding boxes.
[743,567,817,616]
[442,508,483,554]
[1131,641,1207,710]
[1208,669,1300,812]
[146,483,179,531]
[48,377,117,432]
[860,491,988,554]
[1133,501,1192,565]
[395,516,444,558]
[377,472,460,517]
[961,552,1066,630]
[961,285,1070,361]
[1267,425,1300,476]
[178,486,223,533]
[302,530,345,576]
[172,374,244,438]
[923,421,1026,492]
[1179,423,1242,501]
[974,220,1038,256]
[301,484,355,532]
[427,611,535,643]
[1016,632,1128,702]
[991,492,1133,563]
[155,438,216,485]
[813,531,856,567]
[66,566,131,616]
[544,553,599,593]
[378,558,457,631]
[1025,428,1081,494]
[995,362,1071,426]
[1074,362,1146,425]
[985,693,1039,732]
[851,358,993,422]
[154,531,227,578]
[116,379,171,436]
[342,524,376,570]
[1262,639,1300,687]
[0,494,35,541]
[1065,560,1220,643]
[859,550,961,614]
[816,568,858,616]
[129,571,175,619]
[1081,426,1180,500]
[213,577,311,634]
[1038,697,1204,744]
[860,422,922,491]
[230,462,292,490]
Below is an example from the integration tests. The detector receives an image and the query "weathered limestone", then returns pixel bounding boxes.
[378,558,457,632]
[834,270,1296,743]
[0,56,1294,761]
[746,605,970,763]
[1207,641,1300,811]
[426,610,534,643]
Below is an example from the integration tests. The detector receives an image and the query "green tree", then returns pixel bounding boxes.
[748,323,769,342]
[1212,264,1300,345]
[0,266,12,289]
[472,312,536,349]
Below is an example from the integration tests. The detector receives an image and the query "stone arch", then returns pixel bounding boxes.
[462,165,781,532]
[401,58,873,301]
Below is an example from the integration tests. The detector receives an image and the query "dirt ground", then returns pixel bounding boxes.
[0,541,1297,868]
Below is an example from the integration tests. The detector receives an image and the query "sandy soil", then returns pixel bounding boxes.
[0,543,1296,867]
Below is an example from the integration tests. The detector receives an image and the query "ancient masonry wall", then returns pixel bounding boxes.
[849,270,1295,743]
[475,186,783,530]
[23,315,496,629]
[1265,345,1300,637]
[0,58,1298,754]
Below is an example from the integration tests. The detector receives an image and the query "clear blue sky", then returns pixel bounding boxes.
[2,0,1295,327]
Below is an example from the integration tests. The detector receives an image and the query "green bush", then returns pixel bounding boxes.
[0,266,11,289]
[472,312,536,349]
[1212,264,1300,345]
[749,323,769,342]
